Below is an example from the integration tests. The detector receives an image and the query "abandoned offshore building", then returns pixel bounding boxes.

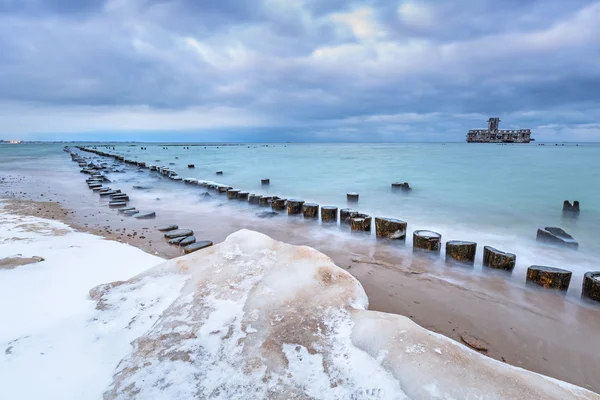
[466,118,533,143]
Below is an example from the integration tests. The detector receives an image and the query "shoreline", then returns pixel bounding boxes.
[1,151,600,393]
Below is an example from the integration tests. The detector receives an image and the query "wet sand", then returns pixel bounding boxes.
[1,162,600,393]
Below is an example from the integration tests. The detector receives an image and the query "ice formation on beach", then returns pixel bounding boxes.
[1,207,598,400]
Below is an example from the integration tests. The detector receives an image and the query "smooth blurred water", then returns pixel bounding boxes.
[2,142,600,278]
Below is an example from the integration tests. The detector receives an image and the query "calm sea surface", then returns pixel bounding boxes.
[2,142,599,279]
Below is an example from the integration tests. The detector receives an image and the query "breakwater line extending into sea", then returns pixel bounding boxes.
[70,145,600,303]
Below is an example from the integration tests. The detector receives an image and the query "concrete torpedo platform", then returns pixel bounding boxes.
[482,246,516,272]
[582,272,600,302]
[445,241,477,265]
[413,230,442,253]
[526,266,572,291]
[321,206,338,223]
[375,217,407,241]
[287,199,305,215]
[302,203,319,219]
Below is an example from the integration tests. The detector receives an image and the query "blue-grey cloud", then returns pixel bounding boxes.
[0,0,599,141]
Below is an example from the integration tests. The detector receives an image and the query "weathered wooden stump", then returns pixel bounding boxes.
[248,194,259,204]
[391,182,412,192]
[259,196,272,207]
[347,192,359,202]
[216,171,223,175]
[350,214,372,232]
[413,230,442,253]
[272,198,287,211]
[582,272,600,302]
[321,206,338,223]
[287,199,305,215]
[562,200,580,217]
[536,227,578,249]
[375,217,407,241]
[237,191,249,200]
[261,179,270,185]
[340,208,358,224]
[526,265,572,290]
[445,241,477,265]
[302,203,319,219]
[217,186,231,194]
[482,246,516,271]
[227,189,240,200]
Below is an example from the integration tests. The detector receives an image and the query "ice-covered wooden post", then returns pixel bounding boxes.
[303,203,319,219]
[375,217,407,241]
[347,193,359,203]
[321,206,338,223]
[526,266,572,290]
[582,272,600,302]
[482,246,516,271]
[413,230,442,253]
[350,214,372,232]
[287,199,305,215]
[445,241,477,265]
[272,198,287,211]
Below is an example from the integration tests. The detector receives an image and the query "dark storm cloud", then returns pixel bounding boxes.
[0,0,599,141]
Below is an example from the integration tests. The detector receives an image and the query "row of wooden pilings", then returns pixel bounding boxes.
[74,146,600,303]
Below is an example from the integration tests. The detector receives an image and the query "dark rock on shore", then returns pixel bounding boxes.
[257,211,278,218]
[168,236,187,245]
[413,230,442,253]
[135,211,156,219]
[157,224,179,232]
[526,265,572,290]
[582,271,600,302]
[483,246,516,271]
[184,240,213,254]
[133,185,152,190]
[165,229,194,239]
[445,241,477,265]
[536,227,578,249]
[375,217,407,241]
[179,236,196,246]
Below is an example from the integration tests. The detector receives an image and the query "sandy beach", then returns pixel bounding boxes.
[1,156,599,394]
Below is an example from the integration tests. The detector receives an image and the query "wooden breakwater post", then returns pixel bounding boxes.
[526,266,572,290]
[340,208,358,224]
[216,171,223,175]
[375,217,407,241]
[350,214,372,232]
[391,182,412,192]
[227,189,240,200]
[445,241,477,265]
[248,194,260,205]
[272,198,287,211]
[562,200,580,217]
[259,196,273,207]
[582,272,600,302]
[303,203,319,219]
[237,191,249,201]
[261,178,270,185]
[321,206,338,223]
[482,246,516,271]
[347,193,359,203]
[287,199,305,215]
[413,230,442,253]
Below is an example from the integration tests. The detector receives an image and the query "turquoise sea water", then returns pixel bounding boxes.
[2,142,599,281]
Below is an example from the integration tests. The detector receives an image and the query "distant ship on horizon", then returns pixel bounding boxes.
[467,118,533,143]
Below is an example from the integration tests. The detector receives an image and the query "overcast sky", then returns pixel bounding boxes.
[1,0,599,142]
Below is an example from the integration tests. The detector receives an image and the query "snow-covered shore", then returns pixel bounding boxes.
[1,206,598,399]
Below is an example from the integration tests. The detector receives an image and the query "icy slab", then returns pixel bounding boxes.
[1,205,597,400]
